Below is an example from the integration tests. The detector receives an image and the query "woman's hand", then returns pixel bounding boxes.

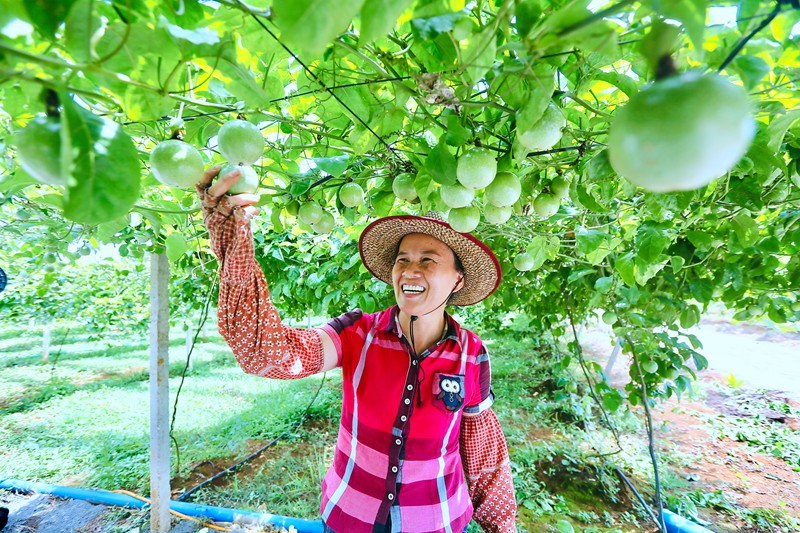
[196,164,261,225]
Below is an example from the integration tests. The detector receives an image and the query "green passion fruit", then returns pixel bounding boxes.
[13,117,66,185]
[516,103,565,151]
[448,205,480,233]
[483,204,513,225]
[312,210,335,233]
[484,172,522,207]
[339,182,365,208]
[217,120,264,165]
[533,192,560,218]
[608,72,755,192]
[298,202,323,225]
[150,139,205,188]
[513,252,534,272]
[441,182,476,209]
[220,163,260,195]
[456,147,497,189]
[602,311,618,325]
[392,173,418,201]
[641,360,659,374]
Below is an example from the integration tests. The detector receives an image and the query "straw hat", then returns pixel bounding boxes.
[358,212,501,306]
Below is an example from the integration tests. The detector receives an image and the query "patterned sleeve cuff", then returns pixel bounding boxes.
[460,409,517,532]
[463,391,494,416]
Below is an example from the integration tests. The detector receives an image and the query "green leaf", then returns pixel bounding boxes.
[555,519,575,533]
[514,0,541,38]
[731,211,759,248]
[65,0,101,63]
[584,149,615,181]
[23,0,78,38]
[636,222,671,264]
[767,108,800,152]
[425,138,457,185]
[651,0,707,52]
[685,230,714,252]
[411,12,463,40]
[689,278,714,303]
[602,390,624,412]
[165,232,189,263]
[524,236,550,271]
[595,276,613,293]
[461,25,497,86]
[575,228,619,265]
[615,253,636,287]
[61,100,141,225]
[733,55,770,91]
[445,115,471,147]
[314,155,350,177]
[272,0,367,58]
[360,0,414,43]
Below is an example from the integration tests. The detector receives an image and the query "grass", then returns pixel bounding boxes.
[1,319,798,532]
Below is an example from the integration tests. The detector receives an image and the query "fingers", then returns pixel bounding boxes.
[238,205,261,225]
[206,167,241,198]
[227,193,261,207]
[196,164,222,189]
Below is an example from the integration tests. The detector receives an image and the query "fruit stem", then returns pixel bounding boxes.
[653,55,678,81]
[43,89,60,118]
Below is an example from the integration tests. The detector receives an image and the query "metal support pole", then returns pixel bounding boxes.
[149,253,171,533]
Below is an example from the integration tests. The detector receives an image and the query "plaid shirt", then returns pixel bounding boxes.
[200,194,517,532]
[318,307,493,533]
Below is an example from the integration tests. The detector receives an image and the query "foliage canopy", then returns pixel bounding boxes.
[1,0,800,406]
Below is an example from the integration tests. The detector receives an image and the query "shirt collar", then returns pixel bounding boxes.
[382,305,462,347]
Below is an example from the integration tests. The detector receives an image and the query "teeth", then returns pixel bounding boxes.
[402,284,425,294]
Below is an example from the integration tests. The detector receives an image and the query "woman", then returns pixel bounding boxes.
[197,166,517,533]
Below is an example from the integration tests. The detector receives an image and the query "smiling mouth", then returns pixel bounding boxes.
[402,284,425,294]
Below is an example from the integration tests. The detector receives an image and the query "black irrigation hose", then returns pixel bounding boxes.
[177,373,328,502]
[615,467,660,525]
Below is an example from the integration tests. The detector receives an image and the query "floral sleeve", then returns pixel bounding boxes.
[199,187,325,379]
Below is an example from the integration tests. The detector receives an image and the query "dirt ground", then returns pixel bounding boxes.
[579,318,800,530]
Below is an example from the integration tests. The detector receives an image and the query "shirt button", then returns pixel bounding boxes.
[388,493,394,501]
[392,466,398,473]
[395,438,402,446]
[407,384,413,391]
[401,415,407,422]
[404,398,411,405]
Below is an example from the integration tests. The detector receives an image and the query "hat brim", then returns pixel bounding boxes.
[358,215,501,306]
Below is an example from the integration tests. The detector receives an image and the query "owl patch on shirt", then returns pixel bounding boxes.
[432,373,465,412]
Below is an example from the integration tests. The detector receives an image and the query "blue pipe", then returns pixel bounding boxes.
[0,478,323,533]
[1,478,711,533]
[663,508,714,533]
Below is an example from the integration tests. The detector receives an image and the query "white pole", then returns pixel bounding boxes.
[42,324,50,362]
[149,253,171,533]
[604,337,623,378]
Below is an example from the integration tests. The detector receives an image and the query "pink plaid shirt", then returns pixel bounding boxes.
[318,307,493,533]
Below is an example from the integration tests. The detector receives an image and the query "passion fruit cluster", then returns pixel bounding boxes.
[149,119,263,194]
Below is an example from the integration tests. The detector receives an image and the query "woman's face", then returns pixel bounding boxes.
[392,233,464,317]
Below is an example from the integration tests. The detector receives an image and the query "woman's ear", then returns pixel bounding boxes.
[454,275,465,293]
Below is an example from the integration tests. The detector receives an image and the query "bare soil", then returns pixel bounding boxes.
[579,319,800,531]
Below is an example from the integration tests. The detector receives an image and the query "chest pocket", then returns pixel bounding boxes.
[432,372,466,412]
